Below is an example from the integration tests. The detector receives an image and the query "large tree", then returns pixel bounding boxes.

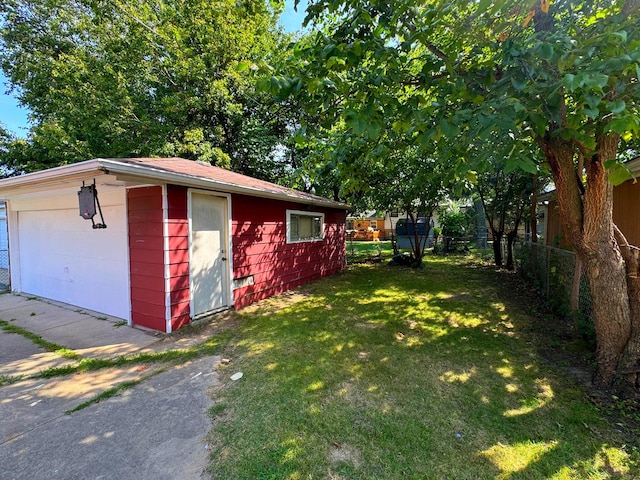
[366,147,450,266]
[0,0,294,181]
[477,167,532,270]
[277,0,640,391]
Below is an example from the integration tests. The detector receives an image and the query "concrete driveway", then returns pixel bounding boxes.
[0,294,223,480]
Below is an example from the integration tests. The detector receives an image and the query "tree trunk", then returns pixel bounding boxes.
[405,211,426,267]
[618,284,640,391]
[492,231,503,267]
[411,214,423,267]
[530,176,538,243]
[505,231,517,271]
[614,226,640,391]
[544,132,636,388]
[582,250,631,385]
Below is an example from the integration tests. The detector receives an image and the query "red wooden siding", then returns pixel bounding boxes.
[127,184,345,330]
[231,194,346,308]
[166,185,191,330]
[128,186,166,330]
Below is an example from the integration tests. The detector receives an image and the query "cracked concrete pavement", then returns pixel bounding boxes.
[0,294,223,480]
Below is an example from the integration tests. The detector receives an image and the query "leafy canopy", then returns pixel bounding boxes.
[275,0,639,185]
[0,0,296,181]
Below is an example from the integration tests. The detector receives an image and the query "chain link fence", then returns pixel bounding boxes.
[515,241,593,336]
[0,248,8,290]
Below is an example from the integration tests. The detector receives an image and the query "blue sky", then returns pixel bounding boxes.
[0,0,307,138]
[0,76,30,137]
[280,0,308,33]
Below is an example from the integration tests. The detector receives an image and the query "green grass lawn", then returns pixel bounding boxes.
[208,255,639,479]
[345,240,395,263]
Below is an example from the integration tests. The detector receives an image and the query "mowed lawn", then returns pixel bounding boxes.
[208,256,639,479]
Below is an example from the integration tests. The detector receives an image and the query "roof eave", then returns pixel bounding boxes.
[98,159,350,210]
[627,156,640,175]
[0,158,350,210]
[0,159,104,190]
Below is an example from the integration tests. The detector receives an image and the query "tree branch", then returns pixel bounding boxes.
[425,43,450,62]
[622,0,640,16]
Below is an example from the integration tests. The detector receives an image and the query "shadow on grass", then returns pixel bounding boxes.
[210,256,639,479]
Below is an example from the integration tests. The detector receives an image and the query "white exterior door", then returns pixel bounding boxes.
[189,192,229,317]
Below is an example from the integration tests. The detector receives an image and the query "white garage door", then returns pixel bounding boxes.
[18,203,130,320]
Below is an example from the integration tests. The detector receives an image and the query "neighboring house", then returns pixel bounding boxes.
[347,210,442,242]
[385,211,401,238]
[540,156,640,247]
[346,215,385,240]
[386,210,441,235]
[0,158,349,332]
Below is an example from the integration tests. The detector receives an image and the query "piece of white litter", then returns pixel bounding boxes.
[230,372,243,381]
[191,372,203,380]
[30,400,42,407]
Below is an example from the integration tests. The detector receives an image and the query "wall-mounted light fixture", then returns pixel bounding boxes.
[78,180,107,229]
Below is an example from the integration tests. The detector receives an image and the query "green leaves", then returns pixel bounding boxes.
[439,118,459,138]
[606,100,626,115]
[610,30,628,44]
[605,114,640,136]
[583,72,609,90]
[236,61,259,72]
[0,0,291,177]
[563,73,578,91]
[277,0,640,218]
[511,76,528,91]
[539,43,555,61]
[508,156,538,175]
[345,110,381,139]
[605,160,633,186]
[562,73,609,92]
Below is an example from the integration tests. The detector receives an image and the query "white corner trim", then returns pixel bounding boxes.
[162,185,172,334]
